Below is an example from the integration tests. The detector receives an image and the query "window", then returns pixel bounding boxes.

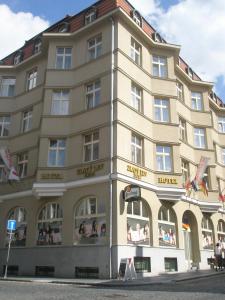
[222,148,225,165]
[84,132,99,162]
[134,257,151,273]
[201,215,213,250]
[152,55,167,78]
[0,158,6,182]
[51,90,69,115]
[127,200,150,245]
[6,207,27,247]
[17,152,28,178]
[37,203,63,246]
[156,145,172,172]
[0,77,16,97]
[34,40,42,54]
[154,99,169,122]
[58,22,69,33]
[131,83,141,112]
[74,197,106,245]
[191,92,203,111]
[55,47,72,69]
[176,81,184,101]
[218,117,225,133]
[194,128,206,148]
[86,80,100,109]
[130,38,141,65]
[218,220,225,248]
[48,139,66,167]
[27,68,37,91]
[85,10,96,25]
[158,206,176,247]
[88,35,102,60]
[14,52,22,65]
[22,110,32,133]
[132,10,142,27]
[131,134,142,165]
[181,160,189,184]
[0,116,10,137]
[179,118,187,142]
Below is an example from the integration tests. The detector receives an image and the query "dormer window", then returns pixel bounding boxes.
[85,8,97,25]
[186,66,193,78]
[58,22,70,33]
[34,39,42,54]
[132,10,142,27]
[14,51,23,65]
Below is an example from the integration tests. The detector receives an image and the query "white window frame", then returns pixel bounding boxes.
[22,110,32,133]
[0,77,16,97]
[0,115,10,137]
[27,68,37,91]
[55,47,72,69]
[130,38,141,65]
[191,92,203,111]
[133,11,141,26]
[34,40,42,54]
[181,160,189,184]
[154,99,169,122]
[152,55,167,78]
[86,80,101,109]
[48,139,66,167]
[179,118,187,142]
[17,152,28,178]
[131,83,141,112]
[156,145,172,172]
[194,128,206,149]
[131,134,142,165]
[88,35,102,60]
[84,132,99,162]
[218,117,225,133]
[14,54,21,65]
[85,11,96,25]
[51,90,70,115]
[176,81,183,101]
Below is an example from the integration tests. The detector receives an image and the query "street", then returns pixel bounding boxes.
[0,274,225,300]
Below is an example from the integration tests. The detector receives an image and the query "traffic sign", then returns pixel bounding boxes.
[7,220,16,231]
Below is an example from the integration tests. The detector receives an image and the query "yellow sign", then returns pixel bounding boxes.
[41,173,63,180]
[127,165,147,180]
[158,177,178,184]
[77,163,104,177]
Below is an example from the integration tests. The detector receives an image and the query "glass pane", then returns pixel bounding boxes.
[58,150,65,166]
[133,201,140,216]
[65,56,71,69]
[93,143,99,160]
[56,56,63,69]
[158,223,176,247]
[84,145,91,161]
[127,217,150,245]
[48,150,56,166]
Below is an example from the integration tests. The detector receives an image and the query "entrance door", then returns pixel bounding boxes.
[183,230,193,270]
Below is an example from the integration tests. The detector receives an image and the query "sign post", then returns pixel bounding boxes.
[4,220,16,279]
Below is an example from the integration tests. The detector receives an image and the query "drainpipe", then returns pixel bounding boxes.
[109,16,115,279]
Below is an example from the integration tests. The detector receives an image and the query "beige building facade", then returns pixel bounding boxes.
[0,0,225,278]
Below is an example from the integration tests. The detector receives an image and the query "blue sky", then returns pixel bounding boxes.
[0,0,225,101]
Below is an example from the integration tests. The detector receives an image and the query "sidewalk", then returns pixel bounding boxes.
[0,269,223,287]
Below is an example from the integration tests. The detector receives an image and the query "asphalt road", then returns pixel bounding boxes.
[0,274,225,300]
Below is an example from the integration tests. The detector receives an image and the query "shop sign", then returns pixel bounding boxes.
[158,177,178,184]
[123,185,141,202]
[77,163,104,177]
[41,173,63,180]
[127,165,147,180]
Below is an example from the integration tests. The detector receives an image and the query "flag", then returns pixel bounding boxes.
[219,193,225,202]
[191,179,198,192]
[0,148,19,181]
[195,156,210,184]
[199,177,208,196]
[184,177,192,196]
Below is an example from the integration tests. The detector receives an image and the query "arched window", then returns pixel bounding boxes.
[131,10,142,27]
[158,206,176,247]
[201,215,214,250]
[58,22,70,33]
[6,207,27,247]
[14,50,23,65]
[74,196,106,245]
[217,220,225,247]
[127,200,150,245]
[37,203,63,246]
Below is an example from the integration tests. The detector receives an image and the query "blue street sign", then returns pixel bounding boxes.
[7,220,16,231]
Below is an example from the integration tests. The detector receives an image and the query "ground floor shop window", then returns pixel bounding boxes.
[37,203,63,245]
[158,206,176,247]
[134,257,151,272]
[127,200,150,245]
[218,220,225,248]
[201,215,214,250]
[74,196,106,245]
[75,267,99,279]
[164,257,178,272]
[6,207,27,247]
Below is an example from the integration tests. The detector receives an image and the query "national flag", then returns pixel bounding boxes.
[184,177,191,191]
[191,179,198,192]
[8,167,19,181]
[0,148,19,181]
[199,177,208,196]
[219,193,225,202]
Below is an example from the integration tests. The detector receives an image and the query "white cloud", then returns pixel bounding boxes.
[130,0,225,95]
[0,4,49,59]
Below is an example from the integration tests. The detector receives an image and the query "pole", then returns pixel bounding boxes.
[4,229,13,279]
